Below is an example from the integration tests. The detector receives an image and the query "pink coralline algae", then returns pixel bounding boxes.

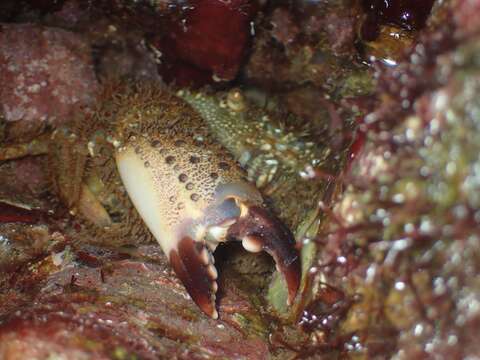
[0,23,99,141]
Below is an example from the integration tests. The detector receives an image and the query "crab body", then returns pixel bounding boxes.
[43,84,301,318]
[178,89,338,234]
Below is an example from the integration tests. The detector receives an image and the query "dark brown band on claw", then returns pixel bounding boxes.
[227,205,301,305]
[169,237,218,319]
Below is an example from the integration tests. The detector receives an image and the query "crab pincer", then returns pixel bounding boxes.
[37,85,301,319]
[114,96,300,318]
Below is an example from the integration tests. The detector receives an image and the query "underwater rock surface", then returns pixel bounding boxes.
[1,0,480,358]
[0,23,99,142]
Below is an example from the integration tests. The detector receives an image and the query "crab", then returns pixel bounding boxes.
[0,83,303,319]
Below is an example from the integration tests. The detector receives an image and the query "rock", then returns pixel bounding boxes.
[0,241,271,359]
[0,23,99,142]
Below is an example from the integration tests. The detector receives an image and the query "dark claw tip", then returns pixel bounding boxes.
[169,237,218,319]
[228,205,301,305]
[283,254,301,305]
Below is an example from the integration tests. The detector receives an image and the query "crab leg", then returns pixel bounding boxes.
[0,134,50,161]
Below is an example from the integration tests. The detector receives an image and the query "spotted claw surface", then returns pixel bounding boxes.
[111,87,300,318]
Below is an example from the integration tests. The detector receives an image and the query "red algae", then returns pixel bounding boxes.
[295,1,480,358]
[157,0,258,84]
[0,203,43,224]
[0,243,272,359]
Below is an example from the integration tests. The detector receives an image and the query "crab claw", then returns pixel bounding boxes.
[226,203,301,305]
[115,135,300,318]
[169,236,219,319]
[168,187,301,317]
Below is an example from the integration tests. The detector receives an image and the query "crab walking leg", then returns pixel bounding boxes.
[0,134,50,161]
[115,133,301,318]
[76,184,113,228]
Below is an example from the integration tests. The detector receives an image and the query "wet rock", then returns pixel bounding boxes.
[0,156,51,210]
[0,240,271,359]
[0,23,100,142]
[44,1,164,84]
[361,0,435,32]
[244,1,370,98]
[359,0,436,69]
[95,32,162,84]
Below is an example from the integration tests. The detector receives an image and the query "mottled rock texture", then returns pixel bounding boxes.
[0,23,99,142]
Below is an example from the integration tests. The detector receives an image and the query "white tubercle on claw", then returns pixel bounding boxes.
[242,236,263,253]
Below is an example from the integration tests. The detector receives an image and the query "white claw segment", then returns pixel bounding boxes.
[115,142,178,256]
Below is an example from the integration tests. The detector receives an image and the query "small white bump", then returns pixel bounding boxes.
[260,143,272,151]
[242,236,262,253]
[209,251,215,264]
[200,248,210,265]
[208,264,218,280]
[208,225,229,242]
